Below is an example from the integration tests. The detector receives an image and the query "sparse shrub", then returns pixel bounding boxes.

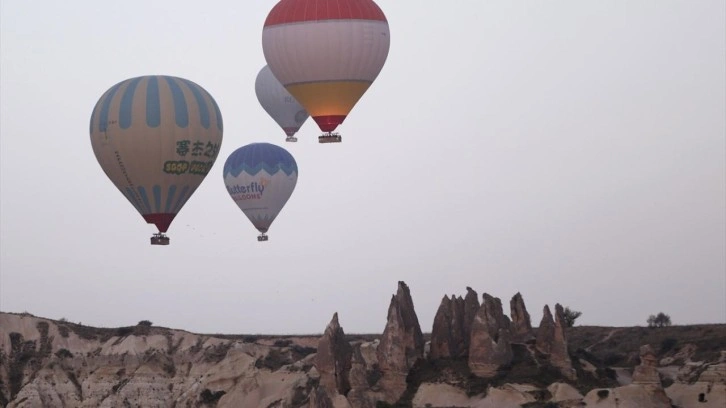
[55,348,73,359]
[660,337,678,353]
[290,345,316,358]
[597,389,610,399]
[255,349,288,371]
[199,389,225,403]
[647,312,671,328]
[603,353,625,366]
[273,339,291,347]
[59,317,68,323]
[137,320,153,327]
[563,307,582,327]
[116,327,133,337]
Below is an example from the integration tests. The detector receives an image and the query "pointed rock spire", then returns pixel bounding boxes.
[510,292,534,343]
[468,293,513,377]
[316,312,353,396]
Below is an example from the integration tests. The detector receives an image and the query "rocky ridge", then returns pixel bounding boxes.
[1,281,725,407]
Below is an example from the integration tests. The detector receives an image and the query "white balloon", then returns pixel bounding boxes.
[255,65,309,142]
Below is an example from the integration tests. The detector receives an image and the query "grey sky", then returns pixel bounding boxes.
[1,1,724,334]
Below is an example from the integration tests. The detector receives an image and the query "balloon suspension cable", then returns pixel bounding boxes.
[150,232,170,246]
[257,233,269,242]
[318,132,342,144]
[285,136,298,143]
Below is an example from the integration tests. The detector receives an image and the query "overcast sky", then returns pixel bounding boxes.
[1,1,724,335]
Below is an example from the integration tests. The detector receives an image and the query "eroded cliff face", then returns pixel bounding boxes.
[2,283,725,408]
[0,313,318,407]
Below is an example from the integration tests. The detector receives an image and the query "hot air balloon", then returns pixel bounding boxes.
[255,65,309,143]
[223,143,297,241]
[90,75,223,245]
[261,0,390,143]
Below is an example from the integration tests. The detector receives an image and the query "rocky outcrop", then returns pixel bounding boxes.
[536,304,575,380]
[552,304,575,379]
[309,385,336,408]
[462,287,480,356]
[0,313,319,408]
[377,281,424,373]
[583,385,672,408]
[666,382,726,408]
[536,305,556,354]
[376,281,425,402]
[430,295,456,360]
[468,293,513,377]
[3,289,724,408]
[632,344,661,385]
[316,313,353,396]
[548,382,584,406]
[430,288,480,360]
[346,342,383,408]
[698,351,726,383]
[509,292,534,343]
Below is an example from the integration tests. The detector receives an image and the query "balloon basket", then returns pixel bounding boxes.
[318,133,342,143]
[257,233,269,242]
[285,136,298,142]
[151,233,170,245]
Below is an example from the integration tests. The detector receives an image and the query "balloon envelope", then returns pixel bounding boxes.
[262,0,390,133]
[89,75,223,233]
[255,65,309,139]
[223,143,298,236]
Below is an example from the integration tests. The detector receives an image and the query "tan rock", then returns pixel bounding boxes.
[377,281,424,373]
[430,293,468,360]
[376,281,424,403]
[697,359,726,384]
[411,383,482,407]
[536,304,575,380]
[536,305,556,354]
[582,385,671,408]
[468,294,513,378]
[462,287,480,357]
[632,344,661,386]
[0,313,316,408]
[430,295,456,360]
[316,313,353,396]
[666,382,726,408]
[547,382,583,403]
[510,292,534,343]
[346,342,385,408]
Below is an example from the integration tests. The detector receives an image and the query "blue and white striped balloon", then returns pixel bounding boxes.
[90,75,223,234]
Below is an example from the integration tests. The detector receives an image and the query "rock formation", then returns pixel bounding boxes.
[632,344,661,385]
[536,304,575,380]
[376,281,425,402]
[0,313,319,408]
[536,304,556,354]
[468,293,513,377]
[552,304,575,379]
[3,285,724,408]
[509,292,534,343]
[462,287,480,355]
[430,295,456,359]
[316,313,353,396]
[348,344,380,408]
[430,288,479,360]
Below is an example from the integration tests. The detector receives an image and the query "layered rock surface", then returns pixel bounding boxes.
[468,293,513,377]
[2,283,724,408]
[376,281,425,403]
[316,313,353,396]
